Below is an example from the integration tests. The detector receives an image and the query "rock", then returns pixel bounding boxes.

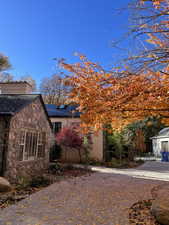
[151,185,169,225]
[0,177,11,192]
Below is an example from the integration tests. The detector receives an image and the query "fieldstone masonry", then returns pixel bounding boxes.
[3,97,54,182]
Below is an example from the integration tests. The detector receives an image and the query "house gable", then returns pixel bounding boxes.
[4,96,54,181]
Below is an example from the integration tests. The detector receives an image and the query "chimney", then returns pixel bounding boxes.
[0,81,32,94]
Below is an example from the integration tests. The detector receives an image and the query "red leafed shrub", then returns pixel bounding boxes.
[56,126,83,149]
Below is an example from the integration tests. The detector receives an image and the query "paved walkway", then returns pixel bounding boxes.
[87,161,169,182]
[0,162,168,225]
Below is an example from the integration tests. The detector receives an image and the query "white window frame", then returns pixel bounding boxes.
[19,130,46,161]
[161,140,169,152]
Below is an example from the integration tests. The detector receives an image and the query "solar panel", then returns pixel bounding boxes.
[59,105,65,109]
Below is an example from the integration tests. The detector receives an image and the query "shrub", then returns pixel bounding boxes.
[106,132,127,162]
[16,176,30,190]
[29,176,51,188]
[56,126,84,162]
[48,163,63,174]
[56,126,83,149]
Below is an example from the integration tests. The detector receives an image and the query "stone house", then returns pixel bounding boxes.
[0,94,53,182]
[151,127,169,157]
[46,104,104,162]
[0,81,103,182]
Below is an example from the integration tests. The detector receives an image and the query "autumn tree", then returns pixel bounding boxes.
[60,0,169,132]
[62,56,169,130]
[40,73,71,105]
[127,0,169,73]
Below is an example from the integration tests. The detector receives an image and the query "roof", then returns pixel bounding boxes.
[0,94,40,115]
[0,81,32,87]
[151,127,169,139]
[45,104,81,118]
[0,94,53,130]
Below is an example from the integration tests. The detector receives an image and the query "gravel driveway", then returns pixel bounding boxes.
[0,162,168,225]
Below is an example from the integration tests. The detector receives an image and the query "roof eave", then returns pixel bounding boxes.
[48,115,80,118]
[0,112,14,116]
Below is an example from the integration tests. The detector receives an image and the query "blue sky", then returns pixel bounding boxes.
[0,0,130,87]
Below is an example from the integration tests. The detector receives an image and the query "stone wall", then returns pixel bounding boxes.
[4,97,54,182]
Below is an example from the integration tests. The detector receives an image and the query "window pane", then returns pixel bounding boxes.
[18,145,24,161]
[19,131,46,160]
[37,132,46,158]
[29,133,33,157]
[37,145,42,158]
[20,131,25,144]
[42,132,46,157]
[52,122,62,134]
[24,132,29,160]
[161,141,169,152]
[38,133,43,144]
[32,133,38,156]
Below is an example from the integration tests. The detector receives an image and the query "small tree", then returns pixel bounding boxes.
[122,116,165,156]
[107,132,124,163]
[56,126,83,162]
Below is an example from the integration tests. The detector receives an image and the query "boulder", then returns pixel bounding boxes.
[0,177,11,192]
[151,185,169,225]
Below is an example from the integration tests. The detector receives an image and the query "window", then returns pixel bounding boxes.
[52,122,62,134]
[19,130,46,161]
[37,132,46,158]
[161,141,169,152]
[19,131,26,161]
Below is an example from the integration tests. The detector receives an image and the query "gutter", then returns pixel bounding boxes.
[0,112,14,116]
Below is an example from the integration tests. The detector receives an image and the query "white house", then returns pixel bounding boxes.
[151,127,169,157]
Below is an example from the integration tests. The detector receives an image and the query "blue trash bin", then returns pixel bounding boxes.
[166,152,169,162]
[161,152,165,161]
[161,151,169,162]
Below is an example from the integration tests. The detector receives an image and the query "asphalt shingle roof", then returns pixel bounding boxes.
[45,104,81,118]
[0,94,39,115]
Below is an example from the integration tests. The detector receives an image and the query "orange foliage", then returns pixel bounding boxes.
[61,0,169,132]
[138,0,169,71]
[62,57,169,131]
